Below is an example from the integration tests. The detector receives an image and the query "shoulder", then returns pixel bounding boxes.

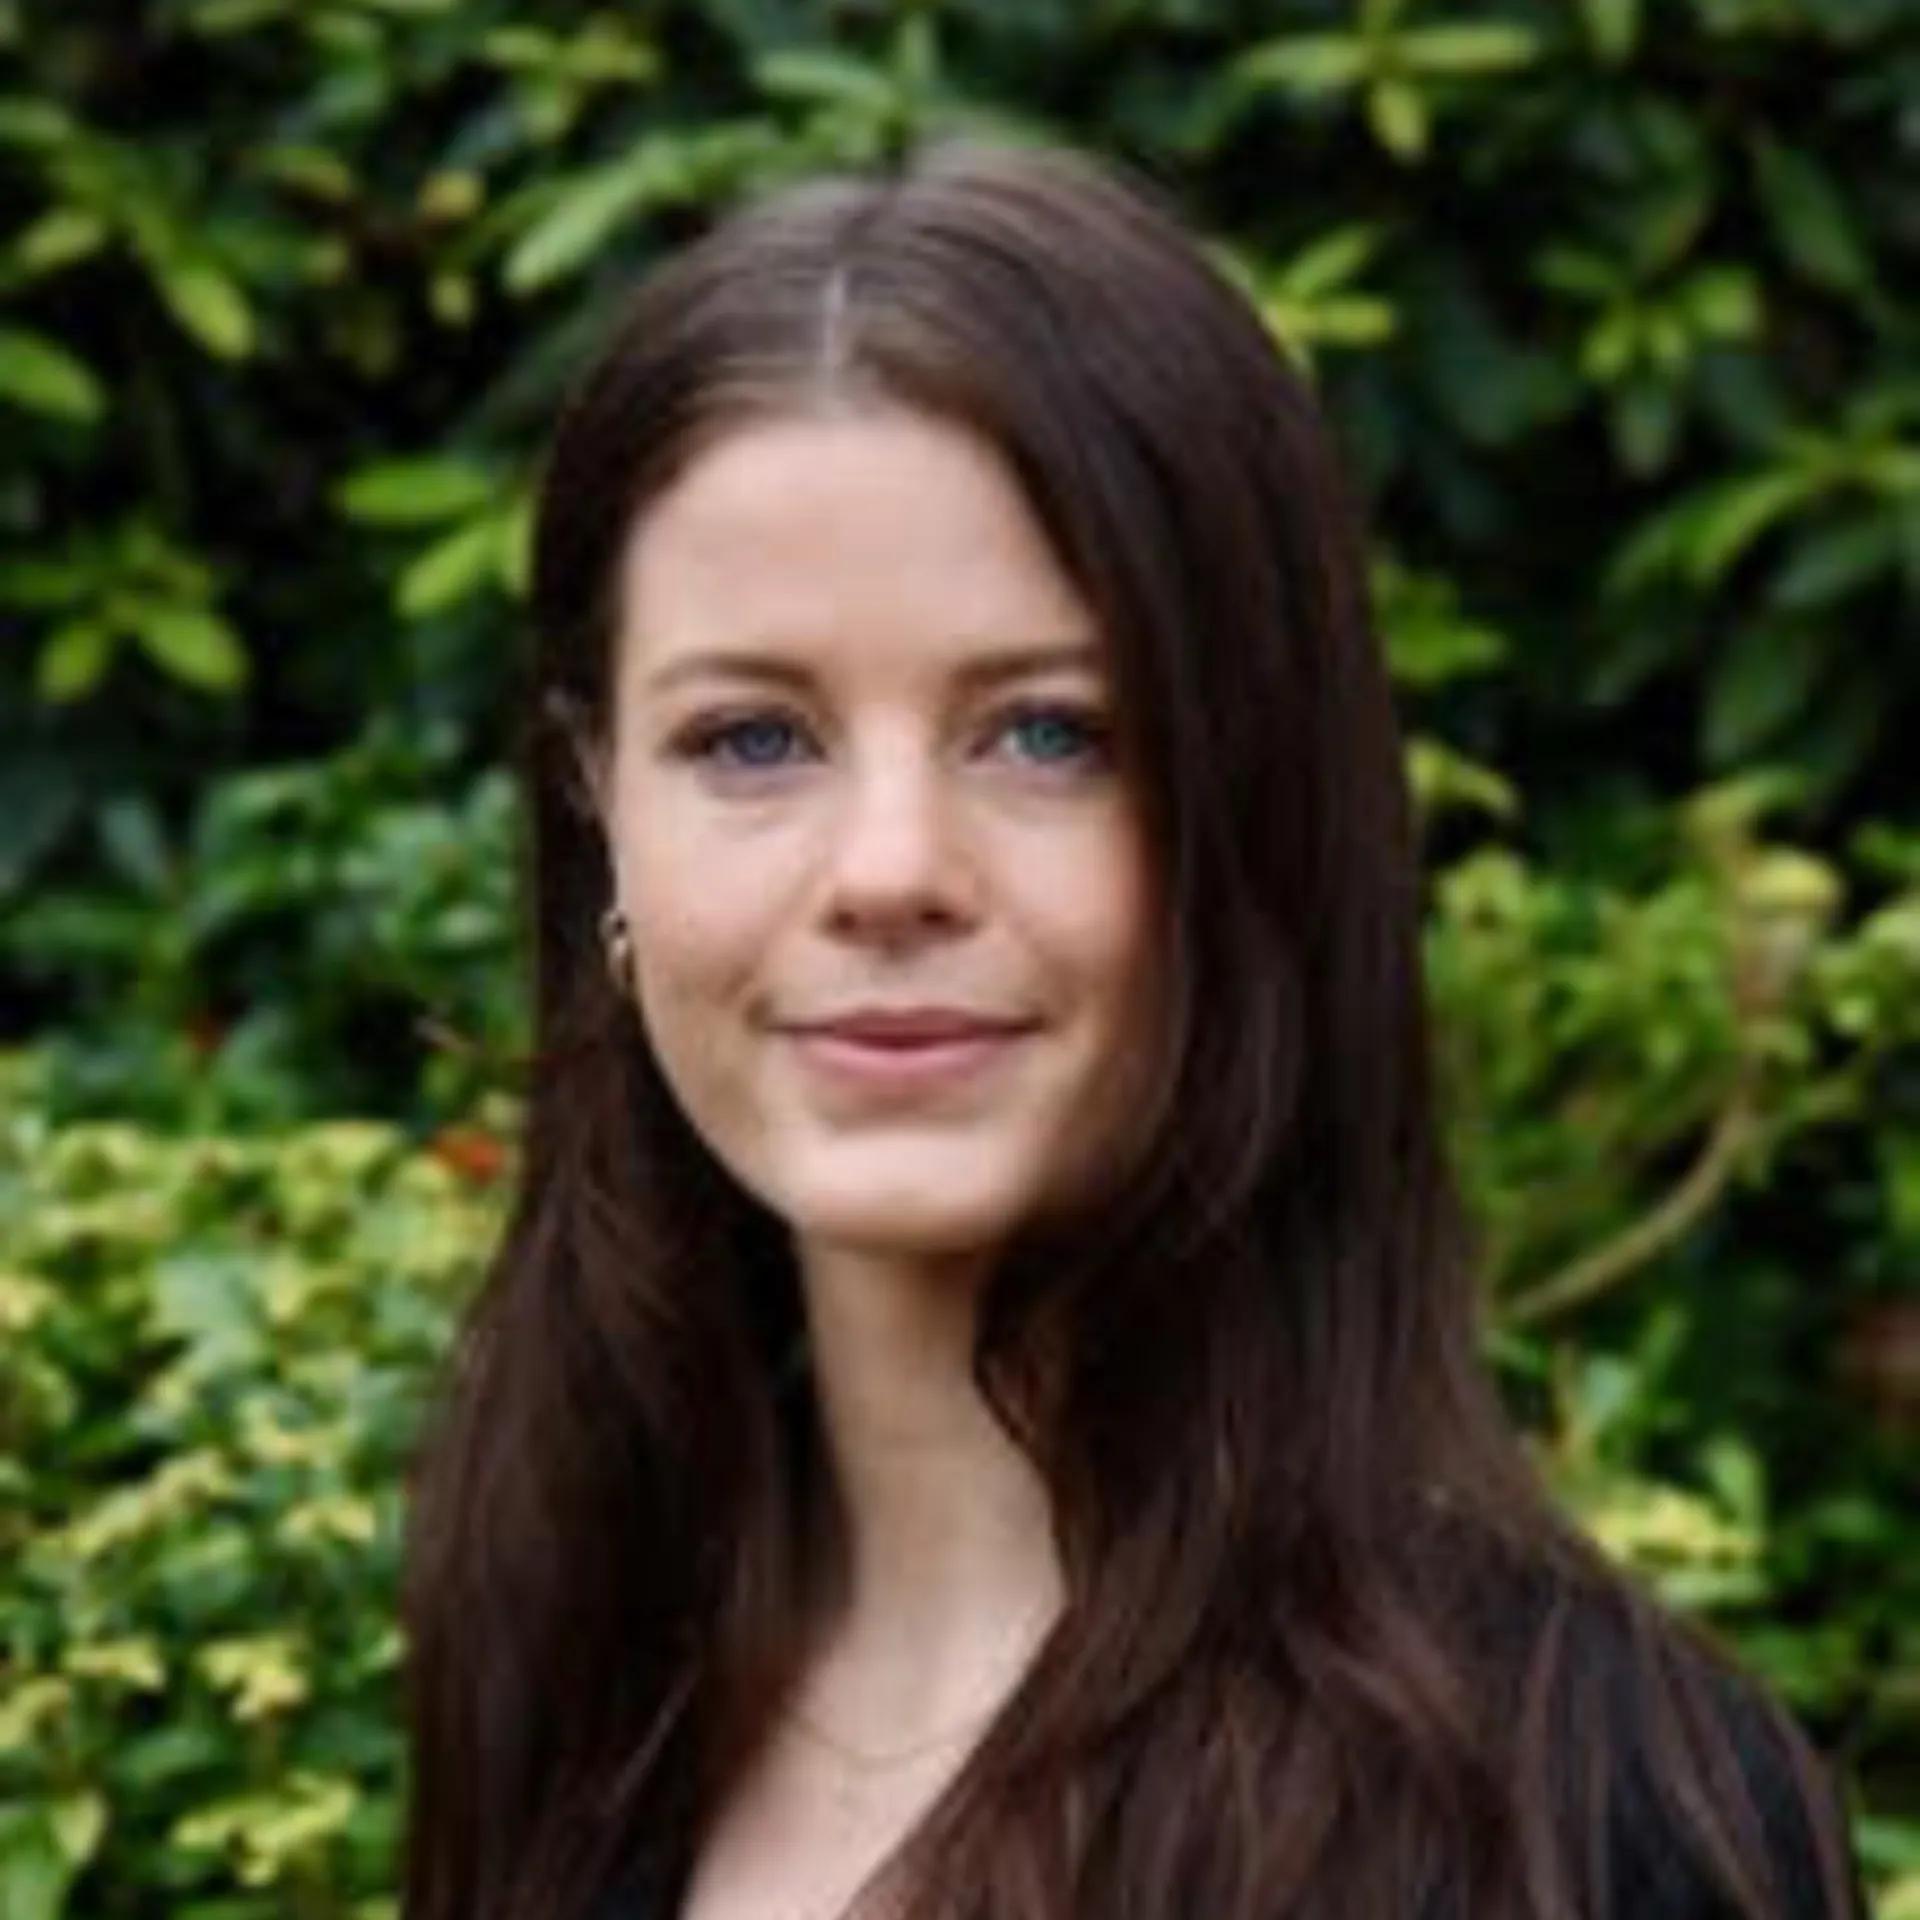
[1493,1560,1860,1920]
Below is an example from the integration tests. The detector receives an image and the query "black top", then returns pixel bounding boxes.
[589,1726,1853,1920]
[584,1590,1859,1920]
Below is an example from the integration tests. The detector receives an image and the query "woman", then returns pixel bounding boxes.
[399,142,1859,1920]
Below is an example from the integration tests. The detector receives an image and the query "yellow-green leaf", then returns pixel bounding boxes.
[0,327,104,422]
[136,604,248,692]
[49,1793,106,1868]
[0,1803,74,1920]
[753,47,899,114]
[157,260,256,359]
[1233,34,1371,96]
[505,146,684,294]
[37,619,115,701]
[1401,23,1540,76]
[336,457,496,526]
[397,515,503,619]
[1369,77,1428,158]
[1407,737,1518,821]
[11,206,110,278]
[1580,0,1641,63]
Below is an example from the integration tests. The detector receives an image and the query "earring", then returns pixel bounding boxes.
[599,905,633,996]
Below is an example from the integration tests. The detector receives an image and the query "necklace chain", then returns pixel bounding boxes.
[783,1699,996,1773]
[783,1594,1062,1774]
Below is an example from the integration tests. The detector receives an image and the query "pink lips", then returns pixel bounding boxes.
[784,1008,1036,1092]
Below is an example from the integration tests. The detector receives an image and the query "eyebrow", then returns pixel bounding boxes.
[638,639,1107,698]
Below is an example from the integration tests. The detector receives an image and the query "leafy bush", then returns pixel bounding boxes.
[4,0,1917,1910]
[0,1057,506,1919]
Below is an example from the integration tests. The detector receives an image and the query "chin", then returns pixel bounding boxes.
[770,1150,1037,1265]
[790,1198,1020,1264]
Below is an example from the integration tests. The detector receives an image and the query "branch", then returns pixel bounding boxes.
[1501,1058,1763,1332]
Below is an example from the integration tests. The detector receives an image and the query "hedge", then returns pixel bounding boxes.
[3,0,1916,1911]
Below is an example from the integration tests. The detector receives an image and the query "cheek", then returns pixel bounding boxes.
[623,879,759,1153]
[1033,821,1153,1005]
[607,768,771,973]
[625,868,761,1018]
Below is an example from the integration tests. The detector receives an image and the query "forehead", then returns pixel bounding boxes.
[612,407,1098,671]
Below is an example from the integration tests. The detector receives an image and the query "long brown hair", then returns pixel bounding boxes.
[400,142,1855,1920]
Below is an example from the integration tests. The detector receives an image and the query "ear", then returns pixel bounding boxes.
[543,687,611,824]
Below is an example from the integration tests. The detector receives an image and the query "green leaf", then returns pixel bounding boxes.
[36,619,115,701]
[335,458,497,526]
[1770,517,1900,611]
[1232,35,1371,96]
[1536,246,1618,301]
[894,11,939,91]
[1699,1435,1765,1524]
[0,1802,78,1920]
[536,21,660,86]
[1400,23,1540,75]
[115,1723,226,1793]
[494,494,533,597]
[753,48,900,114]
[1369,77,1429,158]
[1750,135,1872,295]
[1260,226,1397,356]
[1681,266,1759,342]
[255,142,356,202]
[136,604,248,692]
[1613,465,1831,595]
[1377,560,1510,687]
[156,261,256,359]
[1702,621,1831,766]
[0,749,81,895]
[151,1251,264,1364]
[1297,297,1397,347]
[1688,469,1825,582]
[504,145,682,294]
[1385,608,1508,687]
[0,97,75,147]
[1276,225,1382,299]
[0,327,104,422]
[396,516,503,619]
[9,206,110,279]
[1579,0,1641,62]
[48,1792,106,1868]
[1584,309,1642,385]
[1407,737,1518,821]
[98,796,174,896]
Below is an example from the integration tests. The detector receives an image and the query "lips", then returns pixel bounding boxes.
[792,1008,1036,1046]
[781,1007,1037,1093]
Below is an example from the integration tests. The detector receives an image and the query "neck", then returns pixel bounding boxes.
[789,1240,1063,1728]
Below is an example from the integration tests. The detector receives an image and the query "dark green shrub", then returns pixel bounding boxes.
[4,0,1916,1907]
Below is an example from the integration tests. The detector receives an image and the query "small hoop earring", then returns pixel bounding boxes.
[599,905,633,996]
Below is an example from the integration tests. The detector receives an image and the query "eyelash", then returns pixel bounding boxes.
[669,702,1114,778]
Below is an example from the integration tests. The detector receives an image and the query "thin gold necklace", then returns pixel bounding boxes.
[783,1699,997,1772]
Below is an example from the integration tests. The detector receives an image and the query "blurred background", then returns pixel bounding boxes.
[2,1,1917,1914]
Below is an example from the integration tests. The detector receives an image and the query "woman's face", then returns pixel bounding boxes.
[595,406,1155,1264]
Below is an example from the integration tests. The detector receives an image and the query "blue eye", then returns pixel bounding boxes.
[688,713,811,770]
[998,705,1110,770]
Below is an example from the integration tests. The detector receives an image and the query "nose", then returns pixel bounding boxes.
[819,741,977,948]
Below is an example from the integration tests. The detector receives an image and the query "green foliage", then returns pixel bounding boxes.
[12,720,521,1125]
[0,1056,507,1918]
[4,0,1917,1908]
